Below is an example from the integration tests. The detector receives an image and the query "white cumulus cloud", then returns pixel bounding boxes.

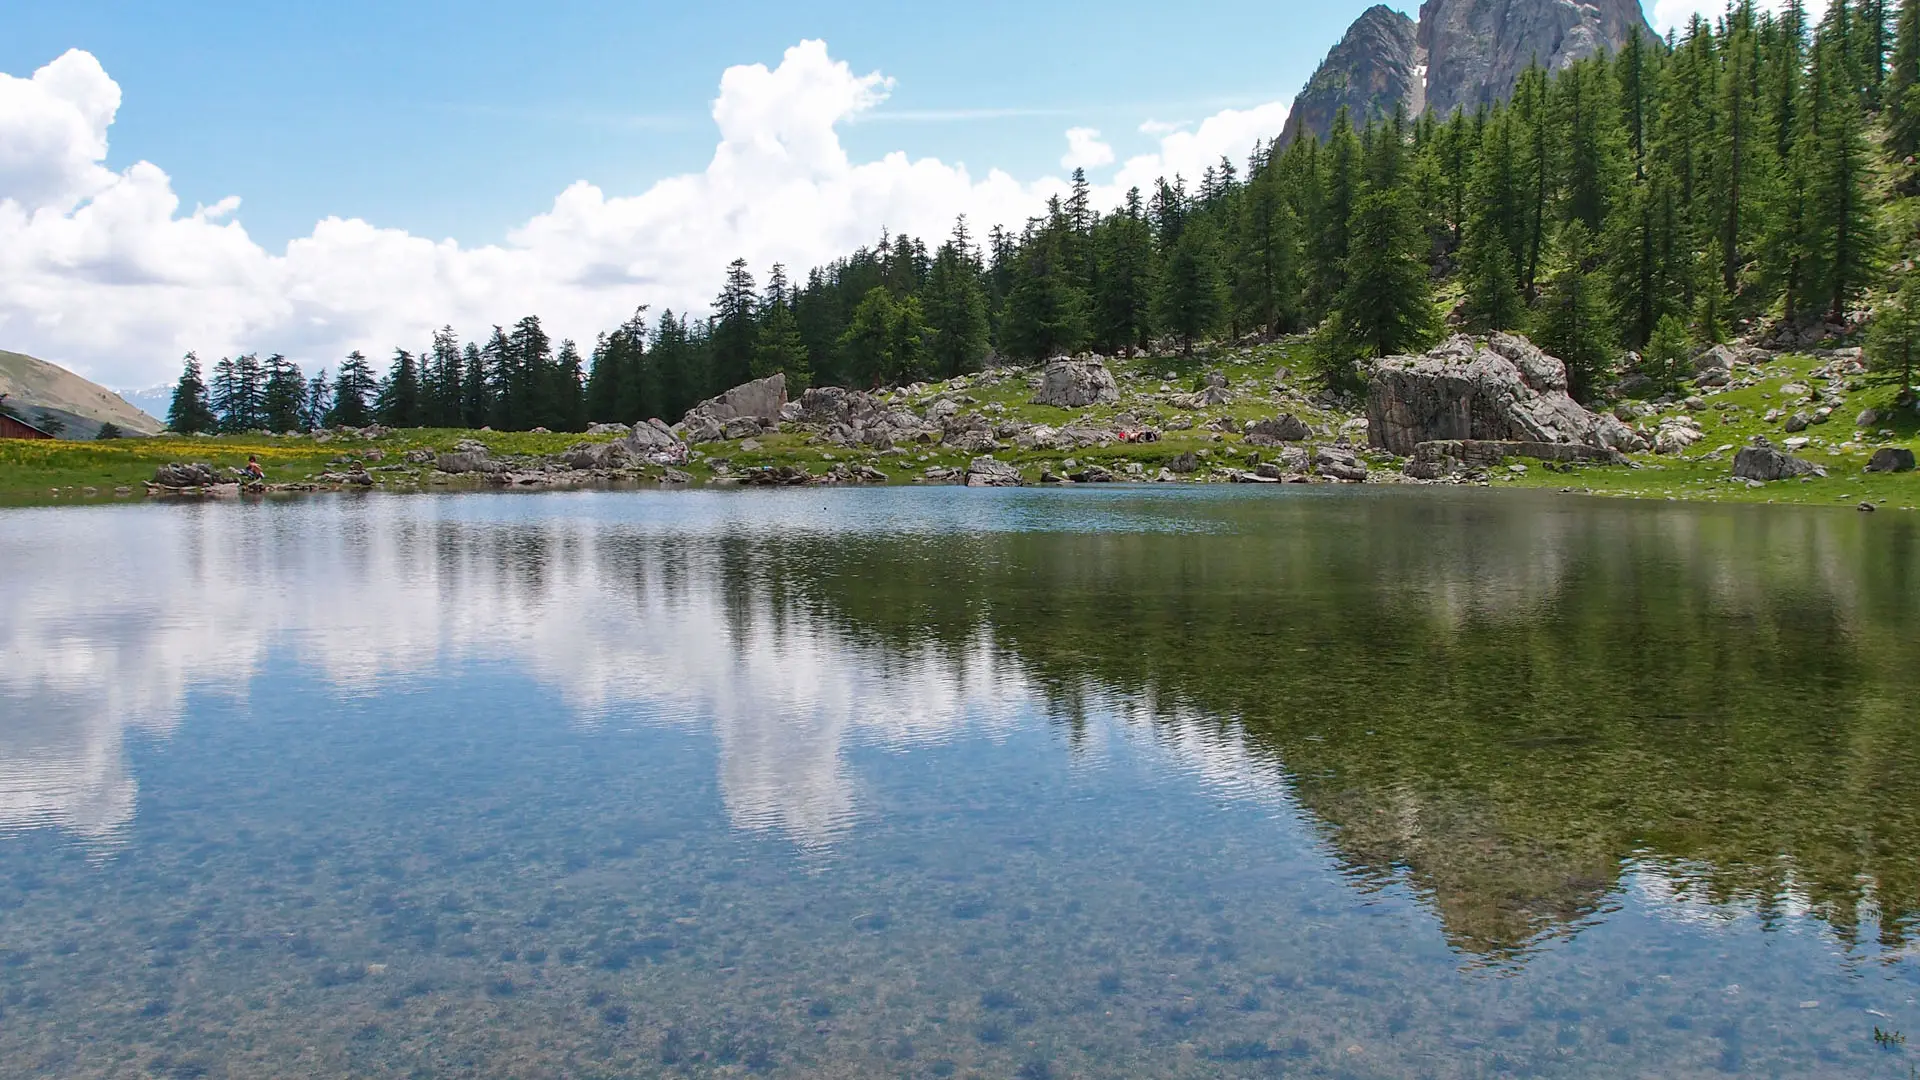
[1060,126,1115,170]
[0,42,1293,391]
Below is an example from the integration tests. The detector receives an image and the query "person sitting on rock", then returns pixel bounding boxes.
[244,455,265,481]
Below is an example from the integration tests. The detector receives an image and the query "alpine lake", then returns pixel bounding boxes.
[2,485,1918,1079]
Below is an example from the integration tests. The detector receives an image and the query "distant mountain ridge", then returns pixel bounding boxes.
[0,350,166,438]
[1281,0,1658,146]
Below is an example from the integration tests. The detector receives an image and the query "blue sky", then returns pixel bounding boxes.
[1,0,1698,390]
[5,0,1397,250]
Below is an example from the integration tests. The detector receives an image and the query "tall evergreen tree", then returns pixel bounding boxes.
[1155,216,1229,353]
[165,353,218,434]
[710,258,759,390]
[922,229,991,377]
[328,351,377,428]
[1532,221,1615,400]
[261,354,307,432]
[376,349,423,427]
[753,264,812,386]
[1092,189,1157,353]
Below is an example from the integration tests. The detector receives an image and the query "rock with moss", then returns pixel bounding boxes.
[1031,358,1120,408]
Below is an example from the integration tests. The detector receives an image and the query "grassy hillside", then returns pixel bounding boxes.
[5,341,1915,511]
[0,349,165,437]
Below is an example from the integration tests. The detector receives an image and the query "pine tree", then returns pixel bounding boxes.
[376,349,422,427]
[1001,223,1090,361]
[427,327,463,426]
[1642,312,1693,392]
[1811,36,1881,321]
[842,287,902,388]
[460,342,489,427]
[328,351,377,428]
[1231,153,1303,336]
[165,353,218,434]
[1154,216,1229,353]
[1869,269,1920,393]
[261,354,307,432]
[922,230,991,377]
[304,370,331,430]
[710,258,758,390]
[753,264,812,387]
[208,356,240,431]
[550,340,587,431]
[95,422,123,440]
[1092,189,1157,353]
[1531,221,1615,400]
[1332,112,1436,367]
[1890,0,1920,163]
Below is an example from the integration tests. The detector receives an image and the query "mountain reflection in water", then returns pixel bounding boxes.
[1,488,1917,1078]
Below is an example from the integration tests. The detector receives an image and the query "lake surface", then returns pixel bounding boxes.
[2,487,1918,1079]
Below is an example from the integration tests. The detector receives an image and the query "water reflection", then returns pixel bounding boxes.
[2,489,1919,1077]
[3,491,1918,955]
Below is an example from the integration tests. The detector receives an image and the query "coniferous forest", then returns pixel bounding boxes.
[170,0,1920,435]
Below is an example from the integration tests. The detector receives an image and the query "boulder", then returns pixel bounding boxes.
[720,416,763,440]
[1856,408,1882,428]
[739,465,812,486]
[1652,422,1704,455]
[1031,357,1120,407]
[1365,333,1619,456]
[965,456,1024,487]
[586,422,630,435]
[1866,447,1916,473]
[1244,415,1312,446]
[152,462,218,487]
[435,450,504,474]
[790,386,879,426]
[675,413,725,444]
[1693,344,1736,376]
[1733,442,1827,481]
[1167,451,1201,474]
[946,429,1001,453]
[629,419,682,450]
[1784,411,1812,433]
[560,441,637,470]
[690,373,787,422]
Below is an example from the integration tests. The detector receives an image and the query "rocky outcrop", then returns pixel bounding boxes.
[1280,5,1421,146]
[1417,0,1656,119]
[1365,333,1641,456]
[1031,357,1120,408]
[1285,0,1657,145]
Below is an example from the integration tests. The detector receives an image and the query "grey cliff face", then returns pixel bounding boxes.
[1278,5,1420,148]
[1417,0,1657,118]
[1284,0,1657,145]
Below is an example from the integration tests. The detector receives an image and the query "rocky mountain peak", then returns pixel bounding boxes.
[1283,0,1657,145]
[1278,5,1421,149]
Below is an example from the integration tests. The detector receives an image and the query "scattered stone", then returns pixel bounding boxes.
[1168,451,1200,474]
[1859,501,1878,512]
[1785,411,1812,433]
[1856,408,1882,427]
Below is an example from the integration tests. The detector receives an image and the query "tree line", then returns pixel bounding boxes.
[168,0,1920,435]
